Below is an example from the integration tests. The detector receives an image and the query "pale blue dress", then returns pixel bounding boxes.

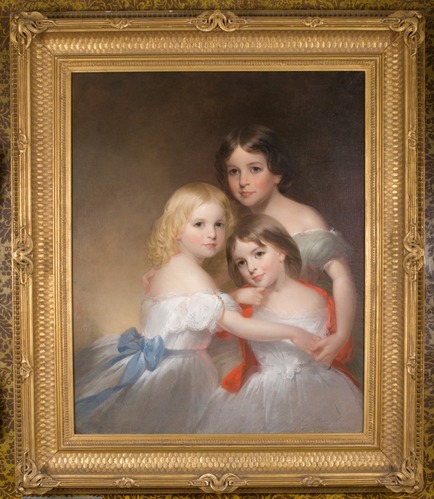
[292,228,349,289]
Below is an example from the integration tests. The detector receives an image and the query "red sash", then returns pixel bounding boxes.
[218,282,358,392]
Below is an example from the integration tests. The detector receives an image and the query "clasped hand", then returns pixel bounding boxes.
[311,334,346,367]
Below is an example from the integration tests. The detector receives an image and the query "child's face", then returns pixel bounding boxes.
[177,202,226,262]
[232,239,285,288]
[226,146,281,210]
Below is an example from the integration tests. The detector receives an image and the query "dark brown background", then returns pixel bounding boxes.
[72,71,365,353]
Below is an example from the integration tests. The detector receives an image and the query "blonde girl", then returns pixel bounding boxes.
[75,183,318,434]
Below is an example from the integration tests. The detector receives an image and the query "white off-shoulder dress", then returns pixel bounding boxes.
[197,302,363,434]
[74,290,235,434]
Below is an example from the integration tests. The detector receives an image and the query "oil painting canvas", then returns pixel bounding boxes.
[71,70,365,434]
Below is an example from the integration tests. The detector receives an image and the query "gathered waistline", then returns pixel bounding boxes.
[164,348,207,357]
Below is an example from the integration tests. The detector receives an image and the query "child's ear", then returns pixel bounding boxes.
[273,174,282,185]
[278,252,285,262]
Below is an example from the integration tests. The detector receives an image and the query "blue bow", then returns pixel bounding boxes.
[75,328,165,420]
[117,327,165,384]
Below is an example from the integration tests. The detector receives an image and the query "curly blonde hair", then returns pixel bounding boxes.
[146,183,235,267]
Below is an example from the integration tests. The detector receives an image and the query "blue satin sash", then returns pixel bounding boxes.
[75,327,164,419]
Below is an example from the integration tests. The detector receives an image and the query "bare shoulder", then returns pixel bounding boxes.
[274,278,327,314]
[276,197,328,234]
[182,264,217,291]
[294,281,327,310]
[150,255,216,297]
[293,201,328,230]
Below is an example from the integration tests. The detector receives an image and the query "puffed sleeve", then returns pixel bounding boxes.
[293,230,351,282]
[165,291,238,335]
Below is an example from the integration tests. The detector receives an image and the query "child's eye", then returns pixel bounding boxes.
[250,166,262,173]
[227,168,239,177]
[255,251,265,258]
[215,222,225,229]
[193,221,204,228]
[236,260,246,268]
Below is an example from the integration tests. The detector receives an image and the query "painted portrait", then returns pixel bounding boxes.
[71,70,365,434]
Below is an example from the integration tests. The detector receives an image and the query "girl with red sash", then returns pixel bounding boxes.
[197,214,362,434]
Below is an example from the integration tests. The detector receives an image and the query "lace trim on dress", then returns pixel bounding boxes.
[156,290,235,335]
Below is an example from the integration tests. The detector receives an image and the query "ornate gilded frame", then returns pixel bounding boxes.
[10,9,425,495]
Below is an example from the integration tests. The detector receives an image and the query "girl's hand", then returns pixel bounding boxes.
[291,329,321,356]
[312,334,346,366]
[231,286,266,307]
[142,268,156,294]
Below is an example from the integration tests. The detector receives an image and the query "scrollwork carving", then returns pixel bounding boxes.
[408,129,418,150]
[379,451,423,493]
[406,355,416,378]
[109,18,131,30]
[189,472,247,493]
[190,10,247,33]
[17,131,28,153]
[403,224,424,281]
[301,475,325,487]
[16,451,59,494]
[19,359,32,380]
[13,227,33,285]
[10,12,53,56]
[115,476,138,488]
[302,17,324,28]
[382,11,425,56]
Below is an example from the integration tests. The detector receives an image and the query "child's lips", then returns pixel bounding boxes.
[239,191,254,198]
[252,274,264,283]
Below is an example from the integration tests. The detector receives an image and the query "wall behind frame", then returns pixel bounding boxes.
[1,1,433,498]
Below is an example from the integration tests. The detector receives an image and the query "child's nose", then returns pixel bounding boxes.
[239,171,249,186]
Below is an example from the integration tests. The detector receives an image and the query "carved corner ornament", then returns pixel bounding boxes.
[189,472,247,493]
[379,451,423,493]
[13,227,33,285]
[382,11,425,56]
[190,10,248,32]
[16,451,59,495]
[10,11,53,56]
